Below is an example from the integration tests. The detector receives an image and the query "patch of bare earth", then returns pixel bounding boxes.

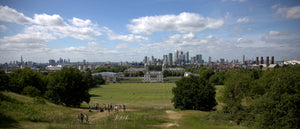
[154,110,182,128]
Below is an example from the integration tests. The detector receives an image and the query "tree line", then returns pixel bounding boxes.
[220,66,299,128]
[172,65,299,128]
[0,67,105,107]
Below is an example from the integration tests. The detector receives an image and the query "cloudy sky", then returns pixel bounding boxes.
[0,0,299,63]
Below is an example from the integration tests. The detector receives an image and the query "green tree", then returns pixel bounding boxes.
[172,75,217,111]
[45,67,90,107]
[0,70,9,91]
[209,71,226,85]
[249,66,300,129]
[8,67,45,94]
[93,74,105,85]
[22,86,41,97]
[83,68,95,88]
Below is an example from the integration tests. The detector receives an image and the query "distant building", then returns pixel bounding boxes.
[46,65,62,71]
[168,53,173,65]
[92,72,123,83]
[49,59,56,66]
[124,68,145,73]
[144,64,163,82]
[220,58,225,64]
[184,72,200,77]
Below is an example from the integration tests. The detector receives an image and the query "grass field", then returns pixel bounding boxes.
[1,83,247,129]
[89,83,175,109]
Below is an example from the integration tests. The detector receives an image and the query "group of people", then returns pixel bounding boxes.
[77,113,88,124]
[77,104,126,124]
[89,103,126,113]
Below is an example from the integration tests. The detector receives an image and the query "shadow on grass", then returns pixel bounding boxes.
[90,94,102,97]
[0,113,19,128]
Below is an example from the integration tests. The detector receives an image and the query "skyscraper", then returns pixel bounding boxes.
[271,56,274,64]
[209,56,211,64]
[163,55,168,64]
[220,58,225,64]
[266,56,269,66]
[260,57,264,64]
[243,55,245,64]
[184,51,189,63]
[174,50,178,63]
[168,53,173,65]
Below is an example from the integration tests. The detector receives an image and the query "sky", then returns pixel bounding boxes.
[0,0,299,63]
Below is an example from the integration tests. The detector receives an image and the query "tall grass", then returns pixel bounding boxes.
[0,92,84,128]
[47,109,167,129]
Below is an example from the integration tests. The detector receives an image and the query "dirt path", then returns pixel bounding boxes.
[88,111,110,123]
[155,110,182,128]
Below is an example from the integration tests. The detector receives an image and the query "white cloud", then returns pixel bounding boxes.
[0,32,56,43]
[127,12,224,34]
[0,25,6,31]
[116,43,129,49]
[70,17,92,27]
[237,38,253,44]
[88,42,98,46]
[34,14,66,26]
[206,35,214,39]
[0,5,33,24]
[104,27,148,42]
[269,31,281,36]
[272,4,280,9]
[236,17,250,23]
[0,6,103,57]
[149,32,208,49]
[275,6,300,19]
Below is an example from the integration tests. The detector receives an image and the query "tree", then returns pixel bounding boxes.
[172,75,217,111]
[83,68,95,88]
[93,74,105,85]
[22,86,41,97]
[45,67,90,107]
[8,67,45,94]
[249,66,300,129]
[0,70,9,91]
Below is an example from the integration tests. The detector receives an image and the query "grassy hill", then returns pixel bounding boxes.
[0,83,247,129]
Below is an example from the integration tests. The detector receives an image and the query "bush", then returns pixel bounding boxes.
[22,86,41,97]
[220,66,300,128]
[172,75,217,111]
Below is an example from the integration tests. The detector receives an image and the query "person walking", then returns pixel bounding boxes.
[80,113,84,124]
[123,104,126,112]
[85,114,89,124]
[77,114,80,123]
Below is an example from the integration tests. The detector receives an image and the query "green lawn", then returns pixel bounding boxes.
[89,83,175,108]
[1,83,247,129]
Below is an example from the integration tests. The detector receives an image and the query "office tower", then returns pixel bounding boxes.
[260,57,264,64]
[174,50,178,63]
[266,56,269,66]
[143,56,148,64]
[163,55,168,64]
[220,58,225,64]
[271,56,274,64]
[209,56,211,64]
[256,57,259,65]
[49,59,56,66]
[243,55,245,64]
[168,53,173,65]
[185,51,189,63]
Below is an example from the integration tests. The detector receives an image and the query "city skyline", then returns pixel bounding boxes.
[0,0,300,63]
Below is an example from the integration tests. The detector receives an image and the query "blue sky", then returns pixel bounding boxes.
[0,0,299,63]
